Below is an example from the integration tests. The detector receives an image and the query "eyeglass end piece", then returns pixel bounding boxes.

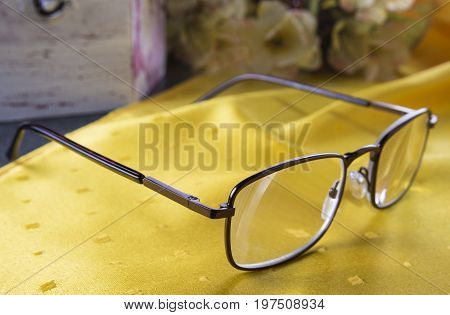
[6,135,22,161]
[429,114,438,128]
[6,124,29,161]
[5,147,15,161]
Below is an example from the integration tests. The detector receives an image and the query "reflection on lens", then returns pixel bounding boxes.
[230,157,344,268]
[375,113,429,207]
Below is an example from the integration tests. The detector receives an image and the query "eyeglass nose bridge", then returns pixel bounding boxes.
[343,144,380,167]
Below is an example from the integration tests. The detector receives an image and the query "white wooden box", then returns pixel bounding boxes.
[0,0,165,121]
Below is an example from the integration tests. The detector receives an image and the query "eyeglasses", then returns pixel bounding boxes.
[7,73,437,270]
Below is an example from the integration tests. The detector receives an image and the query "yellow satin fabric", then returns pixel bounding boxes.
[1,12,449,294]
[1,62,449,294]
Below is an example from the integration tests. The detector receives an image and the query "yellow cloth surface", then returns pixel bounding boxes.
[0,62,449,294]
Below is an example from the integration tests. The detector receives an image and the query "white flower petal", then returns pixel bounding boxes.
[385,0,415,12]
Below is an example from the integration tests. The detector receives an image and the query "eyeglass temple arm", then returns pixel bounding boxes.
[7,123,234,219]
[195,73,412,115]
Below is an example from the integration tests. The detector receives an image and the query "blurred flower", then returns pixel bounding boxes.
[356,5,388,24]
[205,1,321,75]
[166,0,247,69]
[166,0,431,81]
[339,0,414,13]
[327,19,372,74]
[384,0,415,12]
[339,0,375,12]
[329,0,432,80]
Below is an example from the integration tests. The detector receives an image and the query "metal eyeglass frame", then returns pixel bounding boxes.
[7,73,437,270]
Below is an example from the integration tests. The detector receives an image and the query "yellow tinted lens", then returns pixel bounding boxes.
[375,113,429,207]
[230,157,344,268]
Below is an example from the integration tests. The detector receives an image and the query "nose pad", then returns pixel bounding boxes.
[321,180,341,221]
[349,167,369,199]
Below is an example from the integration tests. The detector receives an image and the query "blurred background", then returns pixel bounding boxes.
[0,0,448,165]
